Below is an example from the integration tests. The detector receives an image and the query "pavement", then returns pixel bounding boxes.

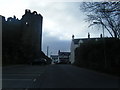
[2,64,120,89]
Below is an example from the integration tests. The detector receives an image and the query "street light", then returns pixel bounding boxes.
[93,21,105,37]
[93,21,107,69]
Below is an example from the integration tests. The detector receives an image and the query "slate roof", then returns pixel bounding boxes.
[59,52,70,56]
[73,37,106,44]
[73,38,88,44]
[50,55,58,59]
[73,39,80,44]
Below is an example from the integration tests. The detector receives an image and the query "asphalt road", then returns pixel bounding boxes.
[2,64,120,89]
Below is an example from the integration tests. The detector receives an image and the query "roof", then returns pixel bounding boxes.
[50,55,58,59]
[59,52,70,56]
[73,37,106,44]
[50,55,58,57]
[73,38,88,44]
[73,39,80,44]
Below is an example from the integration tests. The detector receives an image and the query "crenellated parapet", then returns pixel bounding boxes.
[23,9,42,18]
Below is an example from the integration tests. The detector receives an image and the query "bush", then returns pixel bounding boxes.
[74,38,120,76]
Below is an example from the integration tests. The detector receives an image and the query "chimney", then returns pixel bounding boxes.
[100,34,102,38]
[88,32,90,38]
[72,35,74,40]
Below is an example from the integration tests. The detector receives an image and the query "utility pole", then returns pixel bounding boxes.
[47,46,49,57]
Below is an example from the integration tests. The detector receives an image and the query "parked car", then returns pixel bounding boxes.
[31,58,47,65]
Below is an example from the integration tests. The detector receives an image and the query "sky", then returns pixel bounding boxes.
[0,0,111,55]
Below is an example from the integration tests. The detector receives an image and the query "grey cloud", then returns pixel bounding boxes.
[42,35,71,55]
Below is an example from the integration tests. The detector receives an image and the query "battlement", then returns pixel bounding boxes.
[25,9,31,14]
[4,9,43,24]
[24,9,42,17]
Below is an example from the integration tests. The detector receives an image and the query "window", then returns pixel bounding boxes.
[25,22,28,25]
[25,22,29,26]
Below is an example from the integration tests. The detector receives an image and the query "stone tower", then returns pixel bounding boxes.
[21,9,43,57]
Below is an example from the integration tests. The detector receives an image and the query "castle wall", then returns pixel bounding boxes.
[2,9,43,64]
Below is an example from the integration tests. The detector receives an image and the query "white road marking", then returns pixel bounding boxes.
[2,73,41,82]
[3,73,43,75]
[2,79,32,81]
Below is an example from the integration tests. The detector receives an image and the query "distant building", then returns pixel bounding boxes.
[50,50,70,64]
[50,55,58,64]
[58,50,70,64]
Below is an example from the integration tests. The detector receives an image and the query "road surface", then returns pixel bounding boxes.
[2,64,120,89]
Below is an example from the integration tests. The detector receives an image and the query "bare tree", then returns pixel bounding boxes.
[80,2,120,38]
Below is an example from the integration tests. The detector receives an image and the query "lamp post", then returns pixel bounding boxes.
[93,21,107,69]
[93,21,105,38]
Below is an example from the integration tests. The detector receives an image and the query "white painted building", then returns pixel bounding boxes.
[70,34,100,64]
[58,50,70,64]
[50,50,70,64]
[70,35,87,64]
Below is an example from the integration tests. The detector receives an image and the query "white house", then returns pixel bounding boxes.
[70,35,88,64]
[58,50,70,64]
[70,34,102,64]
[50,50,70,64]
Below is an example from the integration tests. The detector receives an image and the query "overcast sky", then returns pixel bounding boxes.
[0,0,110,55]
